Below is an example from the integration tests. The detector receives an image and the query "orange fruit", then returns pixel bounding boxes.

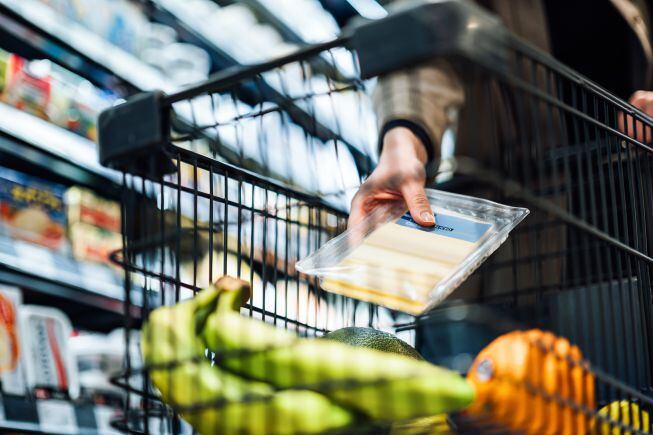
[466,331,531,428]
[466,329,595,434]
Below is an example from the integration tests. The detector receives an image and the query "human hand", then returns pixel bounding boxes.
[348,127,435,229]
[618,90,653,143]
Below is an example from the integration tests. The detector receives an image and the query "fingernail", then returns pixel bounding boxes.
[421,211,435,224]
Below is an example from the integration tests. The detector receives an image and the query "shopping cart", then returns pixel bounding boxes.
[98,0,653,433]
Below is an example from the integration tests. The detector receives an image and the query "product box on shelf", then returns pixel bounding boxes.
[69,330,124,434]
[18,305,79,400]
[65,187,121,265]
[68,222,122,266]
[0,167,67,251]
[17,305,81,433]
[0,49,116,141]
[0,294,124,433]
[2,55,51,121]
[65,186,120,233]
[48,65,114,142]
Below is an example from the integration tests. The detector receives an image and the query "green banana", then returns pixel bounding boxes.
[202,279,475,422]
[141,281,355,434]
[146,359,354,434]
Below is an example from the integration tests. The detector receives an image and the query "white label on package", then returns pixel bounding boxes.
[395,212,491,242]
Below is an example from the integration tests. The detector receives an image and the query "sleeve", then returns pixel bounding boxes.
[372,59,465,162]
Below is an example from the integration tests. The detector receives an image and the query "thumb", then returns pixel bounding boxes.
[401,181,435,227]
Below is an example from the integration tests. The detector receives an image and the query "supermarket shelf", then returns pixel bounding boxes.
[0,0,169,93]
[0,103,124,194]
[146,0,373,176]
[0,0,372,177]
[224,0,308,44]
[0,0,371,181]
[0,237,141,332]
[216,0,345,79]
[0,421,49,435]
[0,394,120,435]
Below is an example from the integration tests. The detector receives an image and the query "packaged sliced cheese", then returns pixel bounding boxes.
[297,189,528,315]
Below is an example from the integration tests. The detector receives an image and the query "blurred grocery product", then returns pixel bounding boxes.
[18,304,79,400]
[0,166,67,251]
[65,186,120,232]
[68,222,122,266]
[3,55,51,120]
[257,0,340,43]
[0,52,115,140]
[40,0,148,55]
[0,286,26,396]
[466,329,595,434]
[65,186,121,265]
[591,400,650,435]
[161,42,211,86]
[0,290,19,372]
[37,0,210,84]
[69,331,124,397]
[140,22,177,53]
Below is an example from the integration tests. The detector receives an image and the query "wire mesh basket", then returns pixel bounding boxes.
[98,1,653,433]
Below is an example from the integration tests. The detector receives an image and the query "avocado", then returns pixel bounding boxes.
[324,327,424,360]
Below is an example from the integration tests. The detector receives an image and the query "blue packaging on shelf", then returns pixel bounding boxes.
[0,166,66,251]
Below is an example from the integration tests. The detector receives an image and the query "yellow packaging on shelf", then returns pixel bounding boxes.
[297,189,528,315]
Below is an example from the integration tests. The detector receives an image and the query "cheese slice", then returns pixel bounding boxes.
[322,212,492,314]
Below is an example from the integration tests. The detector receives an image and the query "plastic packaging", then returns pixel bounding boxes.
[297,189,528,315]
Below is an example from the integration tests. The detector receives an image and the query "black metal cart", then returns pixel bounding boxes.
[99,1,653,433]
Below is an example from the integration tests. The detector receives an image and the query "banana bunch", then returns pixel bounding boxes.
[141,280,353,434]
[142,276,474,434]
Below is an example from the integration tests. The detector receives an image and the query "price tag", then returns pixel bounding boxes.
[37,399,77,434]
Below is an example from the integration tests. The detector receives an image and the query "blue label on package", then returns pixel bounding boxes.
[396,212,492,243]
